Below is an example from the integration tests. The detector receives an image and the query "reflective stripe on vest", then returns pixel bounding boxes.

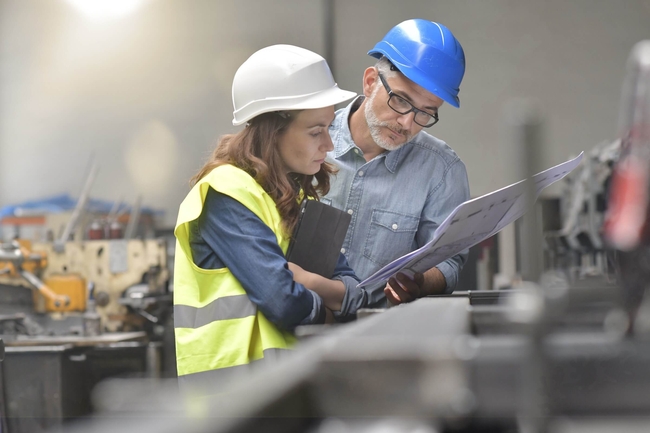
[173,164,295,379]
[173,294,256,329]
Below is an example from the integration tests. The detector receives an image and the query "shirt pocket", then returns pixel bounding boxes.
[320,197,332,206]
[363,209,420,266]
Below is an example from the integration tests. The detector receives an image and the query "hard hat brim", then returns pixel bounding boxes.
[232,86,356,126]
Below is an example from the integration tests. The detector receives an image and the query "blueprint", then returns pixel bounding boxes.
[359,152,585,288]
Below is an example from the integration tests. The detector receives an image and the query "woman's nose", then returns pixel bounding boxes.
[323,132,334,152]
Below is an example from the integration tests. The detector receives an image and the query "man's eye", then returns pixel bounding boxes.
[310,131,322,137]
[394,96,410,107]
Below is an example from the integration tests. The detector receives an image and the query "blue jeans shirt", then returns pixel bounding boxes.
[189,188,362,329]
[324,97,471,308]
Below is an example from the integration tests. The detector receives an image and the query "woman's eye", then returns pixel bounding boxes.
[310,131,322,137]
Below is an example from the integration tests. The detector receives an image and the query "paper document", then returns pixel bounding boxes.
[359,152,584,288]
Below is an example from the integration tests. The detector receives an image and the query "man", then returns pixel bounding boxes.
[324,19,470,314]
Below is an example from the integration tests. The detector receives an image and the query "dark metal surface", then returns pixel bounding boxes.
[1,342,149,433]
[45,275,650,433]
[3,345,87,433]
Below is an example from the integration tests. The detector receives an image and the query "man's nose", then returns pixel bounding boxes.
[396,111,415,130]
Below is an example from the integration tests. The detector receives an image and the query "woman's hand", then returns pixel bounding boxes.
[288,262,344,312]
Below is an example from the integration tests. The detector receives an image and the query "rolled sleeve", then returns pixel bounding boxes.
[329,252,366,321]
[436,250,468,294]
[299,290,327,325]
[332,275,368,322]
[418,158,470,293]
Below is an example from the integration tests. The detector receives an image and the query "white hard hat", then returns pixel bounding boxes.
[232,45,356,126]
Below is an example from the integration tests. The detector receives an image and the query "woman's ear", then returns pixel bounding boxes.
[362,67,379,98]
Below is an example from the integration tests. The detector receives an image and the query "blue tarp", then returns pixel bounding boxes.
[0,194,163,219]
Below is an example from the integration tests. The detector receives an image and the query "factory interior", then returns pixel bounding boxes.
[1,0,650,432]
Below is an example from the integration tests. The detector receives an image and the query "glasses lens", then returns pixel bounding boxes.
[387,94,413,114]
[386,90,438,127]
[414,111,436,127]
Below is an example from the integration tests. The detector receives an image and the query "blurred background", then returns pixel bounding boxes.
[2,0,649,228]
[2,2,650,433]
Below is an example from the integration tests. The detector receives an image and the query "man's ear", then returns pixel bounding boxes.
[362,67,379,97]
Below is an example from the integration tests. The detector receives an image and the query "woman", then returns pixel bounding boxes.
[173,45,360,391]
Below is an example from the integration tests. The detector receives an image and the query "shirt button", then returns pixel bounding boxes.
[347,209,354,215]
[340,248,346,254]
[354,149,360,155]
[392,223,398,230]
[358,170,364,177]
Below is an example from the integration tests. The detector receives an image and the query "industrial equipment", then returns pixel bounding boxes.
[0,173,174,433]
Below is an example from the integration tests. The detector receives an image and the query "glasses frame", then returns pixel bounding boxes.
[377,72,439,128]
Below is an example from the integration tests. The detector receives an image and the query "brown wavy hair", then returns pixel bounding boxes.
[191,111,336,236]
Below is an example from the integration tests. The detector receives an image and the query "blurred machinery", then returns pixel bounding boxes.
[601,40,650,337]
[542,139,619,277]
[1,236,171,332]
[0,163,172,335]
[0,167,174,433]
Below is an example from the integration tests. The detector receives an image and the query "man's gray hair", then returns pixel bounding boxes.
[375,56,398,78]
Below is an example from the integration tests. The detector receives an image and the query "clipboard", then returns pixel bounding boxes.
[286,199,352,278]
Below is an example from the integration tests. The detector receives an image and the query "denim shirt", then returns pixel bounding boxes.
[189,188,362,328]
[323,96,470,307]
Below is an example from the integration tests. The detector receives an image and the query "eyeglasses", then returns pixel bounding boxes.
[377,72,439,128]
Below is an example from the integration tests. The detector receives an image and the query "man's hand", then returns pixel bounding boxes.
[384,272,424,305]
[384,267,448,305]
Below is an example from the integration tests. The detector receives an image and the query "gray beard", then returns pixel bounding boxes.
[364,90,413,151]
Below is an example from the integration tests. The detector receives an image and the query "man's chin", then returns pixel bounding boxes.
[376,139,405,152]
[382,133,410,150]
[368,124,409,150]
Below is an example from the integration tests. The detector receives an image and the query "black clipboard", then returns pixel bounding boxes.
[286,199,352,278]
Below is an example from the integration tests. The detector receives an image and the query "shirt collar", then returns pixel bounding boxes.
[331,96,363,159]
[331,96,409,174]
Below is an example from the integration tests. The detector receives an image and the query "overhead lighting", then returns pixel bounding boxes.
[64,0,148,20]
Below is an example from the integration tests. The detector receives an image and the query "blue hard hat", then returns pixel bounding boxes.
[368,19,466,107]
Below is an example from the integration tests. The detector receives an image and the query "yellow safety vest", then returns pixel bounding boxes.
[173,164,296,384]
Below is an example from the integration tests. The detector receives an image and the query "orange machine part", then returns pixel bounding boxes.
[33,274,87,313]
[0,239,47,277]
